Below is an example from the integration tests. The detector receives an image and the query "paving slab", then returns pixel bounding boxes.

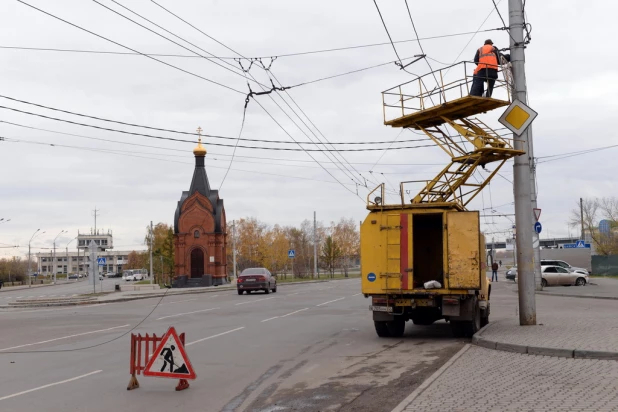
[396,345,618,412]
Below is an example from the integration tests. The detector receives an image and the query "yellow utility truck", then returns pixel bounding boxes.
[362,61,522,337]
[361,201,489,337]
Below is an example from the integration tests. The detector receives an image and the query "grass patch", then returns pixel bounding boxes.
[134,280,157,285]
[590,274,618,278]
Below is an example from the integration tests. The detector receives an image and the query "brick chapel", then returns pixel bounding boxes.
[173,128,227,284]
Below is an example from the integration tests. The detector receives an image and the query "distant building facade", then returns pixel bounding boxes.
[36,249,134,275]
[173,129,227,284]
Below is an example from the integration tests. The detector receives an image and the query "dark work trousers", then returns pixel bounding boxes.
[470,68,498,97]
[492,270,498,281]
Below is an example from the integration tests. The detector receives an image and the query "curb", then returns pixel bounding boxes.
[471,333,618,361]
[535,291,618,301]
[391,344,471,412]
[0,278,337,309]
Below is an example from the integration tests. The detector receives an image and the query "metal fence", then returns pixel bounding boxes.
[592,255,618,276]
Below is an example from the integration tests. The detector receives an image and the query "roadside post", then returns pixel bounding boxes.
[128,327,196,391]
[97,257,106,293]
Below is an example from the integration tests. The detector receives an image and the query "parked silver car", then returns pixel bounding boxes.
[541,265,589,287]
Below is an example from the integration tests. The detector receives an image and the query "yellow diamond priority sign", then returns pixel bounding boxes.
[498,100,538,135]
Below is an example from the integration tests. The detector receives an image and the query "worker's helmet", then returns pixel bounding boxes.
[484,39,494,45]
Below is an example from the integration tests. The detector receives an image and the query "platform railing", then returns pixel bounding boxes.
[382,61,513,124]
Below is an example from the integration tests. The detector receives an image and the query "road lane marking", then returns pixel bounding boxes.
[164,298,199,305]
[316,297,345,307]
[260,307,310,322]
[288,292,300,296]
[350,293,362,297]
[235,297,276,306]
[0,324,129,351]
[156,308,219,320]
[280,308,309,318]
[0,370,102,401]
[186,327,245,346]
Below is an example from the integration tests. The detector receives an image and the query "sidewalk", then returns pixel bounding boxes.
[393,286,618,411]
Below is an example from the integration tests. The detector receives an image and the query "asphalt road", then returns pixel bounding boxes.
[0,279,467,412]
[0,277,129,302]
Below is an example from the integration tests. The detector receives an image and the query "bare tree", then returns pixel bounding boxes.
[570,197,618,255]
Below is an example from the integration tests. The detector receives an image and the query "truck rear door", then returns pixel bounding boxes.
[446,211,481,289]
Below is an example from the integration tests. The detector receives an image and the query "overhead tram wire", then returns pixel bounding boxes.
[491,0,519,45]
[447,0,503,70]
[0,99,434,145]
[98,0,366,189]
[403,0,442,91]
[0,121,438,172]
[14,0,244,95]
[0,107,438,152]
[0,27,506,60]
[2,137,363,187]
[149,0,371,190]
[91,0,268,88]
[149,2,370,193]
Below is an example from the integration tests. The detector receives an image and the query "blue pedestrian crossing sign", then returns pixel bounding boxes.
[288,249,295,258]
[575,240,586,248]
[97,257,106,266]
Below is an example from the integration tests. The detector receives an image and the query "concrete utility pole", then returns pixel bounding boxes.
[313,211,318,279]
[509,0,536,325]
[232,220,237,279]
[149,221,154,285]
[580,197,585,240]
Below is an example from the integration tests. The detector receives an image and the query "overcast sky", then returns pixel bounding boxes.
[1,0,616,258]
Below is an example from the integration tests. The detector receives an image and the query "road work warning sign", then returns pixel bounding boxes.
[143,327,196,380]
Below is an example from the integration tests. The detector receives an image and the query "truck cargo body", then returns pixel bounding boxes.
[361,205,490,337]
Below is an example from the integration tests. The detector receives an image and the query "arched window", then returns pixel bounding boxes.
[194,230,200,238]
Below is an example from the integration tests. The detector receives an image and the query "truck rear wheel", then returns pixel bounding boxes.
[451,301,481,338]
[374,321,391,338]
[386,318,405,337]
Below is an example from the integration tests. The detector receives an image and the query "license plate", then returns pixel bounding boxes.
[369,305,393,313]
[245,279,256,282]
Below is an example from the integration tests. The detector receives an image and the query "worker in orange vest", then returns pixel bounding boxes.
[470,39,501,97]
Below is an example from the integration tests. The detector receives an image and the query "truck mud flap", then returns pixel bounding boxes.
[442,296,460,317]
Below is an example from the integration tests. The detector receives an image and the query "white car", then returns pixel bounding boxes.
[123,274,135,282]
[134,273,144,281]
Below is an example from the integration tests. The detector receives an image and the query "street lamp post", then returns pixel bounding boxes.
[53,230,67,284]
[28,229,45,288]
[66,237,77,281]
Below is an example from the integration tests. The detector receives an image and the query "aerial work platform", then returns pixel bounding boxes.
[373,60,522,210]
[381,61,513,129]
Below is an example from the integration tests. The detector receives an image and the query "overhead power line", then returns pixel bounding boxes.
[91,0,267,89]
[0,96,434,145]
[0,106,437,152]
[0,26,503,60]
[0,118,443,166]
[15,0,244,94]
[148,1,371,193]
[3,137,364,187]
